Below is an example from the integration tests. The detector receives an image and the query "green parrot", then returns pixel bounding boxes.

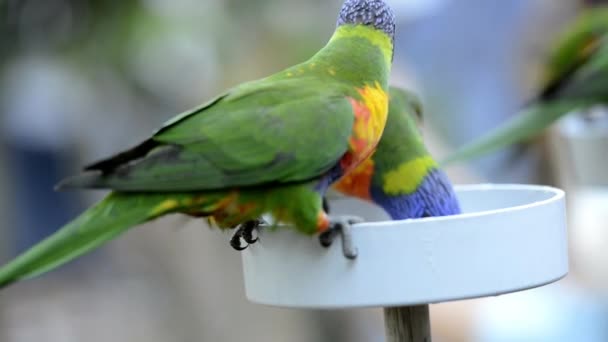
[0,0,396,289]
[240,87,462,250]
[442,6,608,165]
[329,87,460,223]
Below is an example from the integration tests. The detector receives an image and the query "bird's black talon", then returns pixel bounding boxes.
[242,220,261,244]
[230,230,248,251]
[322,197,331,214]
[243,230,258,244]
[319,226,340,247]
[230,219,267,251]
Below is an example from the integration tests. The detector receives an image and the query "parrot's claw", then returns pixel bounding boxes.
[242,220,260,244]
[230,219,266,251]
[322,197,331,214]
[319,215,363,260]
[230,233,248,251]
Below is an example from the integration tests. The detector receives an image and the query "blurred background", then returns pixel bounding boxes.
[1,0,607,341]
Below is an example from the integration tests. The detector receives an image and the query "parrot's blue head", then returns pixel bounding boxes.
[337,0,396,41]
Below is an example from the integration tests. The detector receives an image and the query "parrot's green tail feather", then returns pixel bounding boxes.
[0,193,176,289]
[440,102,585,166]
[54,171,105,190]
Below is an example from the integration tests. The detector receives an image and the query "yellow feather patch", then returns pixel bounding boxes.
[330,25,393,66]
[206,216,218,228]
[359,81,389,143]
[150,199,180,216]
[580,37,600,59]
[382,156,437,195]
[340,82,389,174]
[181,195,209,208]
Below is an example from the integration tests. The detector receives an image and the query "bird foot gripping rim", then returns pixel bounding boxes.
[319,215,363,259]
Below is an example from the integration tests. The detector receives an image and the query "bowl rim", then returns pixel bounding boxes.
[337,183,566,228]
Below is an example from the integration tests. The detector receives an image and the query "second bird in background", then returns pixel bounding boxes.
[330,86,461,223]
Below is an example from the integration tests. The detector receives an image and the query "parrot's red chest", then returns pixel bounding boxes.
[334,157,374,200]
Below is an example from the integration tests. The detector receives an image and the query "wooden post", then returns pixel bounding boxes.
[383,305,431,342]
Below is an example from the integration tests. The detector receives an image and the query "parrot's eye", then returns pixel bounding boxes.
[406,93,424,126]
[337,0,395,41]
[407,99,424,134]
[412,104,423,124]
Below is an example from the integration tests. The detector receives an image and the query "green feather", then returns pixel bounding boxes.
[442,8,608,165]
[0,13,397,288]
[540,7,608,99]
[0,192,211,288]
[58,25,392,192]
[370,88,430,189]
[440,101,589,166]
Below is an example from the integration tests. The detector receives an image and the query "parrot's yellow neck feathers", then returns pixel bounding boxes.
[330,25,393,66]
[382,156,438,195]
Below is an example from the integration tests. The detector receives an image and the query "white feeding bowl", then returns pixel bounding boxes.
[241,184,568,309]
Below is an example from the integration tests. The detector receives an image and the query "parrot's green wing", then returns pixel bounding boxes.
[441,10,608,166]
[58,76,355,191]
[542,36,608,102]
[538,7,608,101]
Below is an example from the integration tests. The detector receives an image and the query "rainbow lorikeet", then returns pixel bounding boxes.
[442,6,608,165]
[237,87,461,250]
[330,86,461,222]
[0,0,396,289]
[232,87,461,254]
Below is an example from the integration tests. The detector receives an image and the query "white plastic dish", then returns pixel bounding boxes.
[241,184,568,309]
